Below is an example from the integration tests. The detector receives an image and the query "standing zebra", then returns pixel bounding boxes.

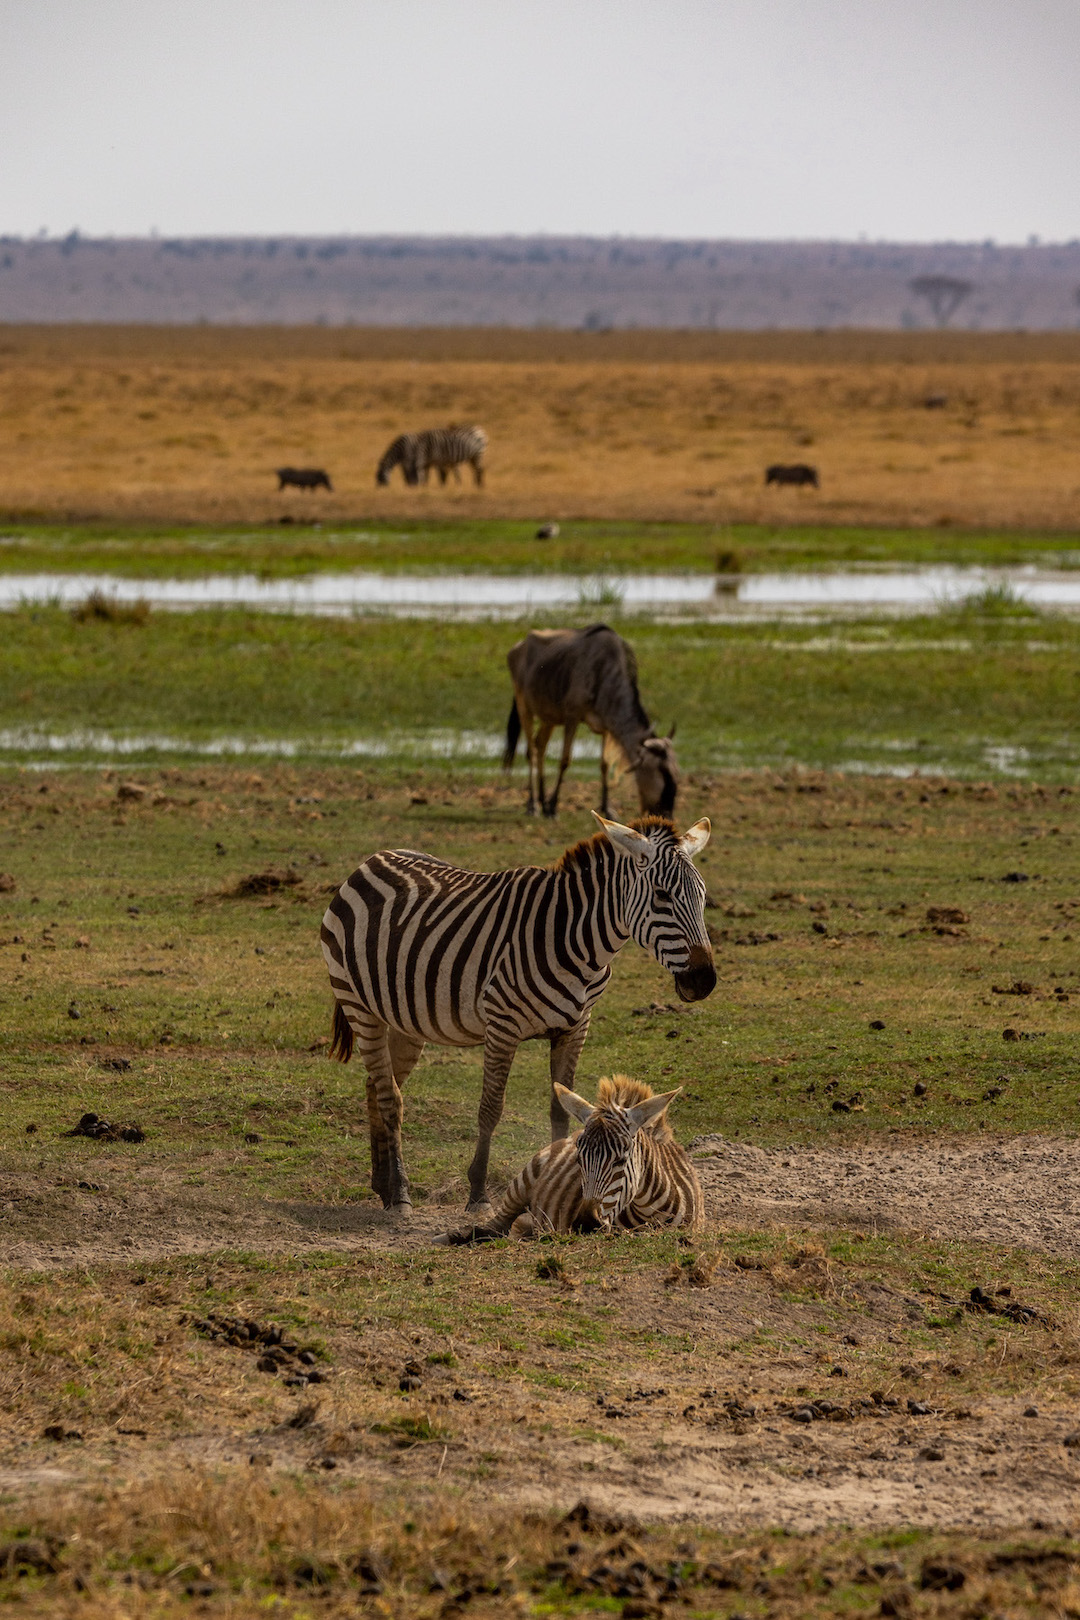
[375,425,487,487]
[440,1074,703,1243]
[321,813,715,1215]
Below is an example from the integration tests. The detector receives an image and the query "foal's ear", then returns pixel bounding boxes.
[592,812,656,867]
[625,1088,681,1132]
[554,1082,595,1125]
[679,817,711,858]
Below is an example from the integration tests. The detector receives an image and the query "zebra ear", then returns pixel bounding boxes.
[625,1087,681,1132]
[554,1082,595,1125]
[592,811,655,868]
[679,817,711,858]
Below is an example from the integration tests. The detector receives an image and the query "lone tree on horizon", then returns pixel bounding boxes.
[909,274,975,328]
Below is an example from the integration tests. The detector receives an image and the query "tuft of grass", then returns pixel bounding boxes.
[953,581,1038,618]
[370,1413,449,1443]
[70,589,150,625]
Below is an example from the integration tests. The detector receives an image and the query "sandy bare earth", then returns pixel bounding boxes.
[2,1132,1079,1268]
[692,1133,1080,1261]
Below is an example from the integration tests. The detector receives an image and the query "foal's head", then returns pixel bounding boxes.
[556,1075,680,1230]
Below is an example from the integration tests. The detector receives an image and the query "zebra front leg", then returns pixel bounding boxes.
[353,1012,413,1210]
[549,1012,592,1140]
[466,1024,519,1214]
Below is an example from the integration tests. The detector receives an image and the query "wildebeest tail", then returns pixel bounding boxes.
[329,1001,354,1062]
[503,700,521,768]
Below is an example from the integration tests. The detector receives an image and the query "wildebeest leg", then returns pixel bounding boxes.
[467,1022,520,1213]
[515,693,540,814]
[549,1012,592,1139]
[544,722,578,817]
[599,740,612,816]
[351,1011,412,1209]
[534,723,555,817]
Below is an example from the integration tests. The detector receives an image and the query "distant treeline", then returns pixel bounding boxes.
[2,234,1079,329]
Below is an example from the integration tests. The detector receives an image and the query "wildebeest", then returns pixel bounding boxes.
[376,426,487,487]
[276,467,333,492]
[504,624,678,819]
[765,463,819,488]
[535,522,560,540]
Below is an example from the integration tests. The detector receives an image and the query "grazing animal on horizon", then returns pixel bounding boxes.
[375,425,487,487]
[504,624,678,819]
[765,462,819,488]
[276,466,333,492]
[535,522,560,540]
[440,1074,703,1243]
[321,813,715,1214]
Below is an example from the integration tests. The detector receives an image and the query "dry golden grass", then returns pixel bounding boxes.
[2,326,1080,527]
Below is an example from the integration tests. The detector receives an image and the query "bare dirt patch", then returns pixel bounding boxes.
[695,1134,1080,1260]
[3,1135,1080,1270]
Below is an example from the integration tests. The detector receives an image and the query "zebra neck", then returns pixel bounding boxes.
[551,835,633,972]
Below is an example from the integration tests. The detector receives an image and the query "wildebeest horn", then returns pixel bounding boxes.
[668,722,677,741]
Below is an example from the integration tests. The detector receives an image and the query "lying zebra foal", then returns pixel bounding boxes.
[438,1075,702,1244]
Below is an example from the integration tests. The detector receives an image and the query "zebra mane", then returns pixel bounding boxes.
[594,1073,675,1139]
[551,816,680,874]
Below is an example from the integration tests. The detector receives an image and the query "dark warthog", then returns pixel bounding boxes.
[276,467,333,491]
[504,624,678,818]
[765,462,819,487]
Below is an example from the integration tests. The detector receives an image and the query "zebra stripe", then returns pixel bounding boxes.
[320,814,715,1214]
[376,425,487,487]
[444,1075,703,1242]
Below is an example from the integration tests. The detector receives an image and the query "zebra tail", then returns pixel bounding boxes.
[503,700,521,768]
[329,1001,354,1063]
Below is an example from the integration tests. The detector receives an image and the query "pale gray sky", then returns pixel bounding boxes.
[1,0,1076,242]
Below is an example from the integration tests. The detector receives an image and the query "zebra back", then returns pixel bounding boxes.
[415,425,487,469]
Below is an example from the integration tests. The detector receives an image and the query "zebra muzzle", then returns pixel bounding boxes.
[674,945,717,1003]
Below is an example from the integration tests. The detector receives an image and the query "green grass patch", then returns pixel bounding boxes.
[3,516,1080,578]
[4,604,1080,778]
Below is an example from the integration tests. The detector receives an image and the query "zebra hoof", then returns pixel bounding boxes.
[465,1201,495,1221]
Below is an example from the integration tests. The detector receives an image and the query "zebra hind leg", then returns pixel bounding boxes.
[352,1013,413,1210]
[467,1025,519,1215]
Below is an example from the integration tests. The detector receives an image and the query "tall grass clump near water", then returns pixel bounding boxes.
[940,580,1038,621]
[576,575,624,610]
[71,589,150,626]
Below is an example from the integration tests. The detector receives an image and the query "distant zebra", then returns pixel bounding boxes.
[321,814,715,1214]
[440,1075,703,1243]
[375,425,487,487]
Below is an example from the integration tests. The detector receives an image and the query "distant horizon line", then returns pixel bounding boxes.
[3,229,1077,250]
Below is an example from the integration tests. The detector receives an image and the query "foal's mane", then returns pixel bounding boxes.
[594,1073,675,1140]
